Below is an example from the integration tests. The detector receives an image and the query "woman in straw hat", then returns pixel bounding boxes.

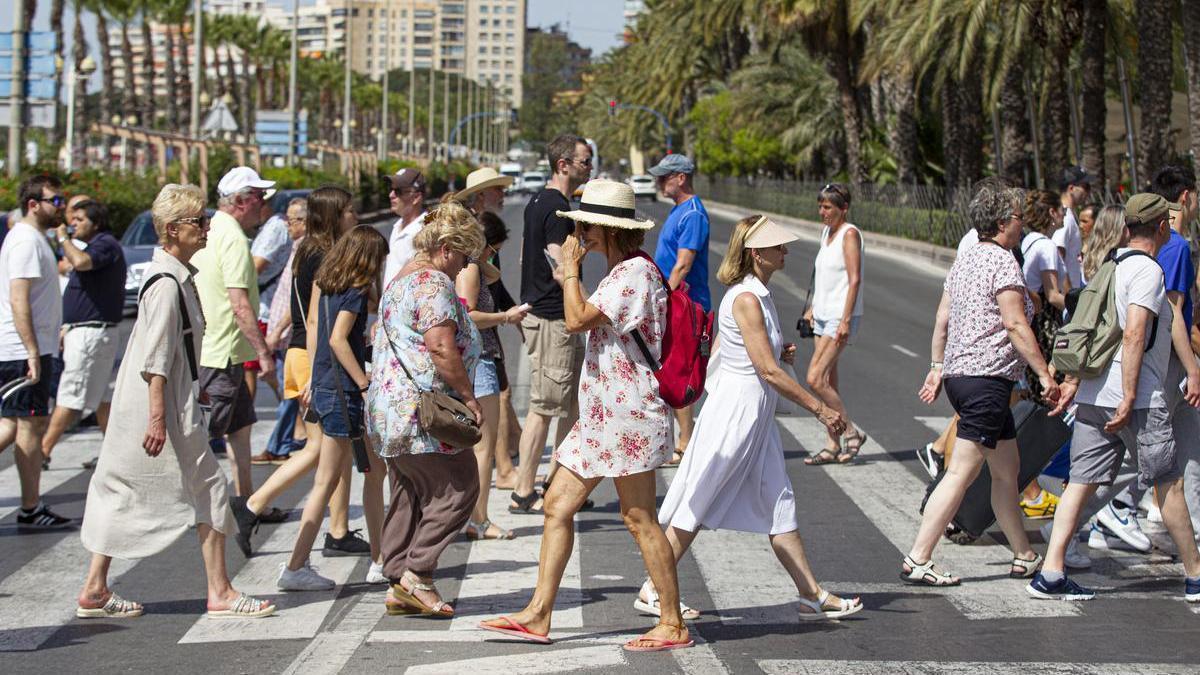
[480,179,692,652]
[644,215,863,621]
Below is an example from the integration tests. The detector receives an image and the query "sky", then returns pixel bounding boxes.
[0,0,629,98]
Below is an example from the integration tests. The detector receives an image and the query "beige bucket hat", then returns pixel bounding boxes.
[555,179,655,230]
[453,167,514,203]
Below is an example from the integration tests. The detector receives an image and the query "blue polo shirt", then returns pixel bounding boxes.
[62,231,127,324]
[1158,229,1194,328]
[653,196,711,311]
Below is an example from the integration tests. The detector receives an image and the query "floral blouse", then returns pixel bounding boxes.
[367,269,482,456]
[554,255,670,478]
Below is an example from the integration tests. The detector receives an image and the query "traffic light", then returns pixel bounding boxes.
[609,100,617,117]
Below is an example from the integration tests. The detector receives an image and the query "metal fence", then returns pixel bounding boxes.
[695,176,974,248]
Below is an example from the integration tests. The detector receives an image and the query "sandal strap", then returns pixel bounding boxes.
[104,593,139,613]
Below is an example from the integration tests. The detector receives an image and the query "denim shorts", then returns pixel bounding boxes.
[813,316,861,343]
[311,387,364,438]
[474,358,501,398]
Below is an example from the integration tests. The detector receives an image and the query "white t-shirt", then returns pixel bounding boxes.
[1075,249,1173,409]
[1021,232,1066,293]
[0,221,63,359]
[956,228,979,258]
[384,211,427,288]
[1052,206,1083,288]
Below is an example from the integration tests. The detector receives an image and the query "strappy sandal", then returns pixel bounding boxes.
[665,448,685,466]
[1009,552,1044,579]
[804,447,842,466]
[464,519,515,540]
[900,555,960,586]
[206,593,276,619]
[632,579,701,620]
[797,590,864,620]
[394,571,454,618]
[385,586,420,616]
[509,490,544,515]
[76,592,144,619]
[838,428,868,464]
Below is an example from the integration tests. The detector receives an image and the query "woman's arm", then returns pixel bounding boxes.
[301,285,322,407]
[559,227,611,334]
[834,228,863,344]
[1040,269,1067,311]
[267,305,291,352]
[329,308,370,390]
[999,288,1059,403]
[457,263,524,329]
[424,322,482,424]
[143,374,167,457]
[918,290,951,404]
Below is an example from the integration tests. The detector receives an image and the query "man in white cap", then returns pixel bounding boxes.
[191,166,276,498]
[383,168,428,287]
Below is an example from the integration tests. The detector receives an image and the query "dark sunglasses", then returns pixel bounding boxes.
[175,215,210,228]
[38,195,66,208]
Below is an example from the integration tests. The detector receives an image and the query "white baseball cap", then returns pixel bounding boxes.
[217,166,277,199]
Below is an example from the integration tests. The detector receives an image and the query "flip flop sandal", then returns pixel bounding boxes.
[205,593,275,619]
[632,580,701,620]
[900,555,960,586]
[509,490,544,515]
[1009,553,1044,579]
[804,448,842,466]
[76,592,144,619]
[478,616,552,644]
[797,590,864,620]
[464,519,515,540]
[838,430,868,464]
[623,635,695,652]
[395,573,454,618]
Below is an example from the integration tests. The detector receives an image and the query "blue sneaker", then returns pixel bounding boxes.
[1026,573,1095,601]
[1186,577,1200,603]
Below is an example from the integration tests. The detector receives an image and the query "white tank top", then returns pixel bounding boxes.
[812,223,864,321]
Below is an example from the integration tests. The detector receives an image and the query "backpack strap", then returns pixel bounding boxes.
[1112,250,1160,352]
[139,272,198,382]
[1021,232,1046,257]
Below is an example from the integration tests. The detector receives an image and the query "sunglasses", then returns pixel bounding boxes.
[175,215,210,228]
[38,195,66,208]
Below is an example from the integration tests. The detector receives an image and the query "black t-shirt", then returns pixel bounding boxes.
[311,287,368,393]
[62,231,127,324]
[520,188,573,320]
[289,250,324,349]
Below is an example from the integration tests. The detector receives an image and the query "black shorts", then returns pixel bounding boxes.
[0,355,53,418]
[200,363,257,438]
[943,376,1016,449]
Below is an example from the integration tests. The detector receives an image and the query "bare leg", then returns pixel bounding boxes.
[673,405,695,453]
[643,525,699,596]
[226,425,254,497]
[769,531,822,601]
[471,394,505,532]
[41,406,81,458]
[908,437,986,564]
[287,435,350,571]
[514,410,551,507]
[1155,478,1200,577]
[95,401,110,433]
[934,416,958,456]
[985,438,1035,559]
[16,417,49,509]
[244,369,258,403]
[362,439,387,561]
[197,523,238,609]
[494,388,518,483]
[1043,482,1098,573]
[806,337,851,449]
[0,417,15,452]
[78,553,117,608]
[328,452,352,539]
[614,471,689,647]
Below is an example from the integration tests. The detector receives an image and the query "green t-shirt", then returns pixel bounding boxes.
[192,211,260,367]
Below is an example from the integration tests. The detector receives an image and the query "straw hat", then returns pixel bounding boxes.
[453,167,514,203]
[744,216,798,248]
[556,179,655,230]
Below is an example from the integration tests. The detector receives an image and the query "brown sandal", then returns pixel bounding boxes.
[805,448,841,465]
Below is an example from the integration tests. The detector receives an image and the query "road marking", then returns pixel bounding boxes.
[891,344,919,358]
[280,590,387,675]
[758,660,1200,675]
[0,429,97,524]
[368,630,627,644]
[403,644,626,675]
[913,416,954,436]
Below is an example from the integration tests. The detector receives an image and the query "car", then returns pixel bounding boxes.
[499,163,523,193]
[627,174,657,200]
[520,172,547,194]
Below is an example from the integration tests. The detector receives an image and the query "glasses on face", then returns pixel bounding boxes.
[175,215,210,229]
[287,216,306,224]
[573,156,593,168]
[39,195,66,208]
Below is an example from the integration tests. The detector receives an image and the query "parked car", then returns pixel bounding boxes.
[627,174,657,200]
[520,172,547,194]
[499,163,523,193]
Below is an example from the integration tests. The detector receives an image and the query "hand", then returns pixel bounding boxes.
[505,304,529,324]
[1104,398,1134,433]
[918,369,942,404]
[265,331,280,353]
[1038,373,1060,407]
[803,307,813,323]
[817,405,846,437]
[55,223,68,243]
[465,397,484,426]
[780,343,797,365]
[26,355,41,384]
[301,382,312,410]
[1186,370,1200,408]
[559,226,588,268]
[58,326,67,353]
[143,414,166,457]
[257,352,276,378]
[835,319,851,346]
[1049,377,1078,417]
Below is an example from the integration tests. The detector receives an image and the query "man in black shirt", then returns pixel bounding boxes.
[510,134,594,513]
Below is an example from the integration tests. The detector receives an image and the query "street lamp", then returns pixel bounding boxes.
[64,55,97,172]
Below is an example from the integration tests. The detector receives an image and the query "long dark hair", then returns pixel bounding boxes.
[316,225,389,296]
[293,186,352,274]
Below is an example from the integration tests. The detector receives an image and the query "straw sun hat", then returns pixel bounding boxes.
[555,179,655,230]
[453,167,514,203]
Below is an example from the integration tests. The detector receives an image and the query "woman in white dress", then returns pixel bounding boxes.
[76,185,274,620]
[650,215,863,620]
[480,180,692,652]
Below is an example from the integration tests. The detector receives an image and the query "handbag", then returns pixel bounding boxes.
[321,295,373,473]
[380,302,482,449]
[796,266,816,338]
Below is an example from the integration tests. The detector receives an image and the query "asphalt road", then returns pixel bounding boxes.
[2,196,1198,674]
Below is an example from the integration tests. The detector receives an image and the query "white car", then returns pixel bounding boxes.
[627,174,657,200]
[521,172,547,194]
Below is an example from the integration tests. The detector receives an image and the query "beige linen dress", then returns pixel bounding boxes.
[81,248,234,559]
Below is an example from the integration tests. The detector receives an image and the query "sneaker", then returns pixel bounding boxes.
[366,562,387,584]
[16,503,75,531]
[1096,502,1151,552]
[41,454,50,471]
[209,438,227,455]
[918,442,943,480]
[1026,573,1095,601]
[1089,522,1150,554]
[230,497,259,558]
[81,456,98,470]
[1040,523,1091,569]
[1021,490,1059,519]
[323,529,371,556]
[1186,577,1200,603]
[277,561,336,591]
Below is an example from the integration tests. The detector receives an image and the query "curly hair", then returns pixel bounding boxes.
[968,178,1025,239]
[1022,189,1060,235]
[413,201,485,258]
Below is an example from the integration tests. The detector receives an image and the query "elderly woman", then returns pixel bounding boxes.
[76,184,274,620]
[480,180,691,652]
[369,201,485,617]
[907,179,1059,586]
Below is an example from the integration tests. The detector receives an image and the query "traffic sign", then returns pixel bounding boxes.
[0,55,58,77]
[0,32,58,54]
[0,99,57,129]
[0,78,56,99]
[255,109,308,156]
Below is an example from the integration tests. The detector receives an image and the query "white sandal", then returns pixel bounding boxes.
[797,590,863,620]
[632,579,701,621]
[76,592,144,619]
[206,593,276,619]
[901,555,960,586]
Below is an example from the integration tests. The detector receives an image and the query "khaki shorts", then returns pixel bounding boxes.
[522,314,584,418]
[283,347,311,400]
[1071,403,1180,490]
[57,324,119,412]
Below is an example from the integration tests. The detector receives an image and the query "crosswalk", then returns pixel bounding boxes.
[2,411,1196,672]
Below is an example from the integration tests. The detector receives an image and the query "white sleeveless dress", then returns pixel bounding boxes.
[812,223,864,322]
[658,274,798,535]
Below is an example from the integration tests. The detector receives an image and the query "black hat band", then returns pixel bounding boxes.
[580,202,635,218]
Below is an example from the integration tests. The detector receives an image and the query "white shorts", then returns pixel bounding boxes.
[57,324,119,412]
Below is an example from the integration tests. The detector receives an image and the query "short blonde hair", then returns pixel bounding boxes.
[414,201,485,258]
[716,214,763,285]
[152,183,206,240]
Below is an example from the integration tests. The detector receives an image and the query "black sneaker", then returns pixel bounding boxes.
[41,454,50,471]
[16,504,75,531]
[230,497,259,557]
[82,457,98,470]
[323,529,371,556]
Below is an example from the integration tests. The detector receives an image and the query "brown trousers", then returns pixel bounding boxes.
[381,449,479,580]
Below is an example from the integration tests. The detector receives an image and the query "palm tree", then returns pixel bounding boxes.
[157,0,190,132]
[1136,0,1172,185]
[51,0,66,145]
[93,0,115,125]
[105,0,140,124]
[1079,0,1108,185]
[139,0,156,128]
[71,0,90,166]
[1183,0,1200,174]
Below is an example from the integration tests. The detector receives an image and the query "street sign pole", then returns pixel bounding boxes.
[8,1,26,177]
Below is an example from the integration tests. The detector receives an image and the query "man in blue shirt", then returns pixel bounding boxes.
[650,154,710,463]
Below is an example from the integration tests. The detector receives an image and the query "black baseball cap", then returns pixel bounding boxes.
[388,168,427,192]
[1060,166,1097,190]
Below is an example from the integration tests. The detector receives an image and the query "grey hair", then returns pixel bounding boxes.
[967,178,1025,239]
[287,197,307,216]
[218,186,256,209]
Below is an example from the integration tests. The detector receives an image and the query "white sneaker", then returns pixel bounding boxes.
[277,561,336,591]
[366,561,387,584]
[1088,522,1150,554]
[1041,523,1091,570]
[1095,503,1152,552]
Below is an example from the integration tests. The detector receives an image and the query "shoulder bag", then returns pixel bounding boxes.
[321,294,372,473]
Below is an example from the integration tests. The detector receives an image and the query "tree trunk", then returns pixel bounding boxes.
[164,23,179,131]
[1181,0,1200,176]
[831,47,865,183]
[240,52,254,142]
[1041,58,1071,172]
[97,11,113,130]
[121,22,139,123]
[23,0,36,31]
[140,14,155,128]
[942,84,962,189]
[225,47,238,120]
[1079,0,1107,186]
[956,74,985,188]
[1137,0,1174,185]
[71,2,87,168]
[1000,62,1031,182]
[179,24,191,131]
[50,0,65,145]
[883,70,919,184]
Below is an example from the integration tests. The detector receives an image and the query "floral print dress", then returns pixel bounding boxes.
[555,255,670,478]
[367,269,482,457]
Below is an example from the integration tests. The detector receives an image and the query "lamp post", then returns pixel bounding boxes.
[341,5,352,149]
[189,0,203,140]
[65,55,97,173]
[287,0,299,165]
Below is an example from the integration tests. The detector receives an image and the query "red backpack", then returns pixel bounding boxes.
[627,252,714,408]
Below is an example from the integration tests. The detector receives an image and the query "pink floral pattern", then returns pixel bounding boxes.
[943,242,1033,381]
[555,256,670,477]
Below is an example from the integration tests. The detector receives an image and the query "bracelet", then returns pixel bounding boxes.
[563,275,579,283]
[359,383,370,392]
[930,361,943,370]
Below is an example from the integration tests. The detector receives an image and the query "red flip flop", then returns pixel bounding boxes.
[478,616,552,644]
[623,635,695,652]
